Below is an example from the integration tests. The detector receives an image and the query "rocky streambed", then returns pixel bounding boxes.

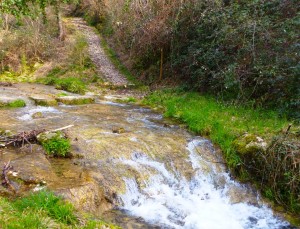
[0,83,293,229]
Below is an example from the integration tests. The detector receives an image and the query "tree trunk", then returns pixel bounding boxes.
[55,3,65,41]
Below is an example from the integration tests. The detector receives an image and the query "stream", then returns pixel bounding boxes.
[0,84,292,229]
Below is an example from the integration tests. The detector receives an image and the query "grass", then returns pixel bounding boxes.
[36,31,99,94]
[57,92,69,97]
[0,191,76,228]
[0,190,120,229]
[41,132,71,157]
[144,89,290,162]
[143,89,300,219]
[0,99,26,108]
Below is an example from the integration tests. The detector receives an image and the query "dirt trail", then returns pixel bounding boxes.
[69,18,129,86]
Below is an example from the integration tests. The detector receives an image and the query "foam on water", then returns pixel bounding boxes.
[118,139,289,229]
[18,106,61,121]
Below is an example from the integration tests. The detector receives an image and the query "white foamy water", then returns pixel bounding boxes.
[18,106,61,121]
[118,139,289,229]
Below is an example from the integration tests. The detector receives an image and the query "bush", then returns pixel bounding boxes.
[171,0,299,119]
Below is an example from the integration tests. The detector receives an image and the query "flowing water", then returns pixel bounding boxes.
[0,84,292,229]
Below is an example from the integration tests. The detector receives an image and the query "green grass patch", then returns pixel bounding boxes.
[39,76,87,95]
[0,191,77,228]
[143,89,300,217]
[0,99,26,108]
[8,99,26,108]
[41,132,71,157]
[0,190,120,228]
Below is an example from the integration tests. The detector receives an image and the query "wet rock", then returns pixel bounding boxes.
[30,96,58,106]
[55,95,95,105]
[233,133,267,155]
[9,145,56,185]
[32,112,43,119]
[0,145,58,196]
[0,96,16,106]
[226,184,260,205]
[56,182,113,216]
[112,127,126,134]
[0,82,13,87]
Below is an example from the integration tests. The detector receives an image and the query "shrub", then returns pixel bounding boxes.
[41,132,71,157]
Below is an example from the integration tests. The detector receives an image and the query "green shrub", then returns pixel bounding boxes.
[42,133,71,157]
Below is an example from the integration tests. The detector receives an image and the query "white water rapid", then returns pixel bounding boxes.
[118,139,290,229]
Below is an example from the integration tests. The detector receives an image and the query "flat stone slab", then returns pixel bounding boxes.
[56,96,95,105]
[0,96,16,105]
[30,96,58,106]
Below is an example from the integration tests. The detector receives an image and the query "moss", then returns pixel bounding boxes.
[56,96,95,105]
[0,99,26,108]
[232,134,259,155]
[30,97,58,106]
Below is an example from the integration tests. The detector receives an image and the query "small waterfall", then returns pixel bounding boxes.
[118,139,289,229]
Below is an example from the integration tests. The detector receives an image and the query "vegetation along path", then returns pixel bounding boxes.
[69,18,129,86]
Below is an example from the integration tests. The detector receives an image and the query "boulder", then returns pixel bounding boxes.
[233,133,267,155]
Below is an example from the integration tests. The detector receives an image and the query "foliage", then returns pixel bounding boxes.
[7,99,26,108]
[0,190,120,228]
[171,0,299,120]
[37,32,98,93]
[143,89,300,215]
[257,134,300,213]
[93,0,299,120]
[42,132,71,157]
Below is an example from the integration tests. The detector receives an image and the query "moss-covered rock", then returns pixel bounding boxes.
[233,133,267,155]
[32,112,43,119]
[30,96,58,106]
[55,95,95,105]
[0,97,26,108]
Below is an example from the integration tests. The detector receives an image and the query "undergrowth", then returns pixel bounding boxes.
[143,89,300,218]
[37,30,98,94]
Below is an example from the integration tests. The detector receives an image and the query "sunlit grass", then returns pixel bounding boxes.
[143,89,292,168]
